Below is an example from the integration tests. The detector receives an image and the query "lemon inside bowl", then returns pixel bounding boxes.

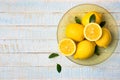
[57,4,118,65]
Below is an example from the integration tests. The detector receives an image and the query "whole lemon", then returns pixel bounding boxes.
[95,28,112,48]
[82,11,102,26]
[74,40,95,59]
[66,23,84,42]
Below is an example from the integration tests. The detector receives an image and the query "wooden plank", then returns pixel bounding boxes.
[0,26,57,40]
[0,53,73,67]
[0,13,119,25]
[0,39,58,52]
[0,52,120,67]
[0,12,62,25]
[0,66,119,79]
[0,0,119,12]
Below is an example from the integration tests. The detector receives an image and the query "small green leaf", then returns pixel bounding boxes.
[48,53,59,59]
[57,64,62,73]
[75,16,81,24]
[100,21,106,27]
[95,46,100,56]
[89,14,96,23]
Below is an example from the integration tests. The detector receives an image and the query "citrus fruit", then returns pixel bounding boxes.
[59,38,76,56]
[95,28,112,48]
[82,11,102,26]
[84,23,102,41]
[74,40,95,59]
[66,23,84,42]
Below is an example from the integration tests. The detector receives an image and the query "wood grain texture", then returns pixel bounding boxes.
[0,25,119,40]
[0,39,57,52]
[0,26,57,39]
[0,67,119,80]
[0,39,119,53]
[0,53,120,67]
[0,12,119,25]
[0,0,120,12]
[0,0,120,79]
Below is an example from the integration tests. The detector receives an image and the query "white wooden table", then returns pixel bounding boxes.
[0,0,120,79]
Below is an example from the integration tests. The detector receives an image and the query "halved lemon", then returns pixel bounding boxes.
[58,38,76,56]
[84,23,102,41]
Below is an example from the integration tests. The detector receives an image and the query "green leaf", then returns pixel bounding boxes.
[75,16,81,24]
[89,14,96,23]
[100,21,106,27]
[57,64,62,73]
[95,46,100,56]
[48,53,59,59]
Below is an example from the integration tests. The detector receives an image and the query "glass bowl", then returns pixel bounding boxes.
[57,4,118,65]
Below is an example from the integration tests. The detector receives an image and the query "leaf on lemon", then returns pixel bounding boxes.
[89,14,96,23]
[75,16,81,24]
[57,64,62,73]
[48,53,59,59]
[95,46,100,56]
[100,21,106,27]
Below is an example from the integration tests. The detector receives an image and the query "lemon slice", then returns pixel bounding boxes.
[58,38,76,56]
[84,23,102,41]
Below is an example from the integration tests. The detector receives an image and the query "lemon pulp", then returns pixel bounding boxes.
[84,23,102,41]
[59,38,76,56]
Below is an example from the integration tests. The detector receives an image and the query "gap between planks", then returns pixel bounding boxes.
[0,53,120,69]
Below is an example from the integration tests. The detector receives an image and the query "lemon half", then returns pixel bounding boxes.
[84,23,102,41]
[59,38,76,56]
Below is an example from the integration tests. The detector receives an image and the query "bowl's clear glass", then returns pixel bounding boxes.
[57,4,118,65]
